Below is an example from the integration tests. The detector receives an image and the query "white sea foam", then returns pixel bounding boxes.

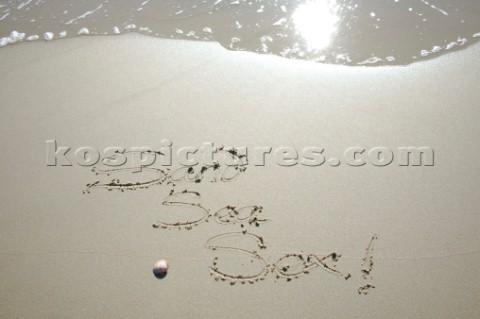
[43,32,54,41]
[78,28,89,35]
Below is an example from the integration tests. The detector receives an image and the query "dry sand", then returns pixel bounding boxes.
[0,34,479,318]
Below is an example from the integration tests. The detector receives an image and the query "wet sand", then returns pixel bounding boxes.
[0,34,479,318]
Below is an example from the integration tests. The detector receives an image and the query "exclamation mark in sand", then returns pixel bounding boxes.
[358,234,378,295]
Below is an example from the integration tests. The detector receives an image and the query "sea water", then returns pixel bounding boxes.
[0,0,479,66]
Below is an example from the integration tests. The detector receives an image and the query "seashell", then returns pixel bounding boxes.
[153,259,169,279]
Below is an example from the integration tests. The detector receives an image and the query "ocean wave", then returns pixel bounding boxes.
[0,0,479,66]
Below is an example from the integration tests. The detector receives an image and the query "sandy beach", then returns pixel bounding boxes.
[0,2,479,318]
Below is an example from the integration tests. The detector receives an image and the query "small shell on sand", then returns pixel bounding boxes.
[153,259,169,278]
